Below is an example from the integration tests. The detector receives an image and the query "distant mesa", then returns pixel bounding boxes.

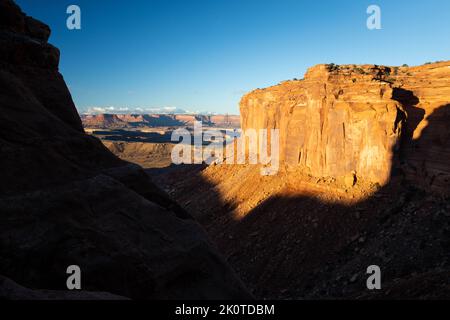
[81,113,241,128]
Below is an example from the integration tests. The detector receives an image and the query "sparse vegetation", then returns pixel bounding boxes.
[353,67,366,75]
[393,67,399,75]
[326,63,340,72]
[425,60,444,65]
[402,64,409,67]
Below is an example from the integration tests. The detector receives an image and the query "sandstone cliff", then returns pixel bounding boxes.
[393,62,450,192]
[240,62,450,192]
[0,0,250,299]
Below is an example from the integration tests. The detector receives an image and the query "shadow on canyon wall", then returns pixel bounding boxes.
[392,88,423,161]
[150,98,450,299]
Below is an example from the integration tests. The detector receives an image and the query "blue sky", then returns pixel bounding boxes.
[16,0,450,114]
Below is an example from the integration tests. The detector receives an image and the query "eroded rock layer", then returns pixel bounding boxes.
[240,63,450,191]
[394,62,450,192]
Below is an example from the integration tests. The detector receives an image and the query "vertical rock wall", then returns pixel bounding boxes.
[240,64,403,185]
[240,63,450,191]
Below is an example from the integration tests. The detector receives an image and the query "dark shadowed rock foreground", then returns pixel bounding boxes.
[0,0,250,300]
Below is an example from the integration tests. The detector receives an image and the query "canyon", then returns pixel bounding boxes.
[1,0,449,301]
[104,62,450,299]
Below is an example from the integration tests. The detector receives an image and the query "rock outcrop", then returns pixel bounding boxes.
[0,0,250,299]
[392,62,450,192]
[240,62,450,191]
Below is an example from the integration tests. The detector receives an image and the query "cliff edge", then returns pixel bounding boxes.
[240,62,450,193]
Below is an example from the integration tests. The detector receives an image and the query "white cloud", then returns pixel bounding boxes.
[83,106,190,115]
[81,105,226,115]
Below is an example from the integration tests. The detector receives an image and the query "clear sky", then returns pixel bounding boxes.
[16,0,450,114]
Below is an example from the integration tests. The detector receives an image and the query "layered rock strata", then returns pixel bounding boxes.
[81,113,241,128]
[240,62,450,191]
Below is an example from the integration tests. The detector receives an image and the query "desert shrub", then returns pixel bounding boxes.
[354,67,365,74]
[326,63,340,72]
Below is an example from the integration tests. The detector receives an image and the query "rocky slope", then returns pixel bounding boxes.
[154,163,450,299]
[240,63,450,192]
[103,141,175,168]
[0,0,250,300]
[81,113,241,129]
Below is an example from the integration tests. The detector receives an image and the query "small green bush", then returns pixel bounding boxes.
[353,67,365,74]
[326,63,340,72]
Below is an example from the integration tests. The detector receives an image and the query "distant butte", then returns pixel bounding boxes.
[81,113,241,129]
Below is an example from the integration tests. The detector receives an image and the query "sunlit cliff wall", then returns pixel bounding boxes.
[240,62,450,191]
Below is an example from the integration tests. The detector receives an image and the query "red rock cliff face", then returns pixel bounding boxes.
[241,64,402,185]
[393,62,450,192]
[240,63,450,191]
